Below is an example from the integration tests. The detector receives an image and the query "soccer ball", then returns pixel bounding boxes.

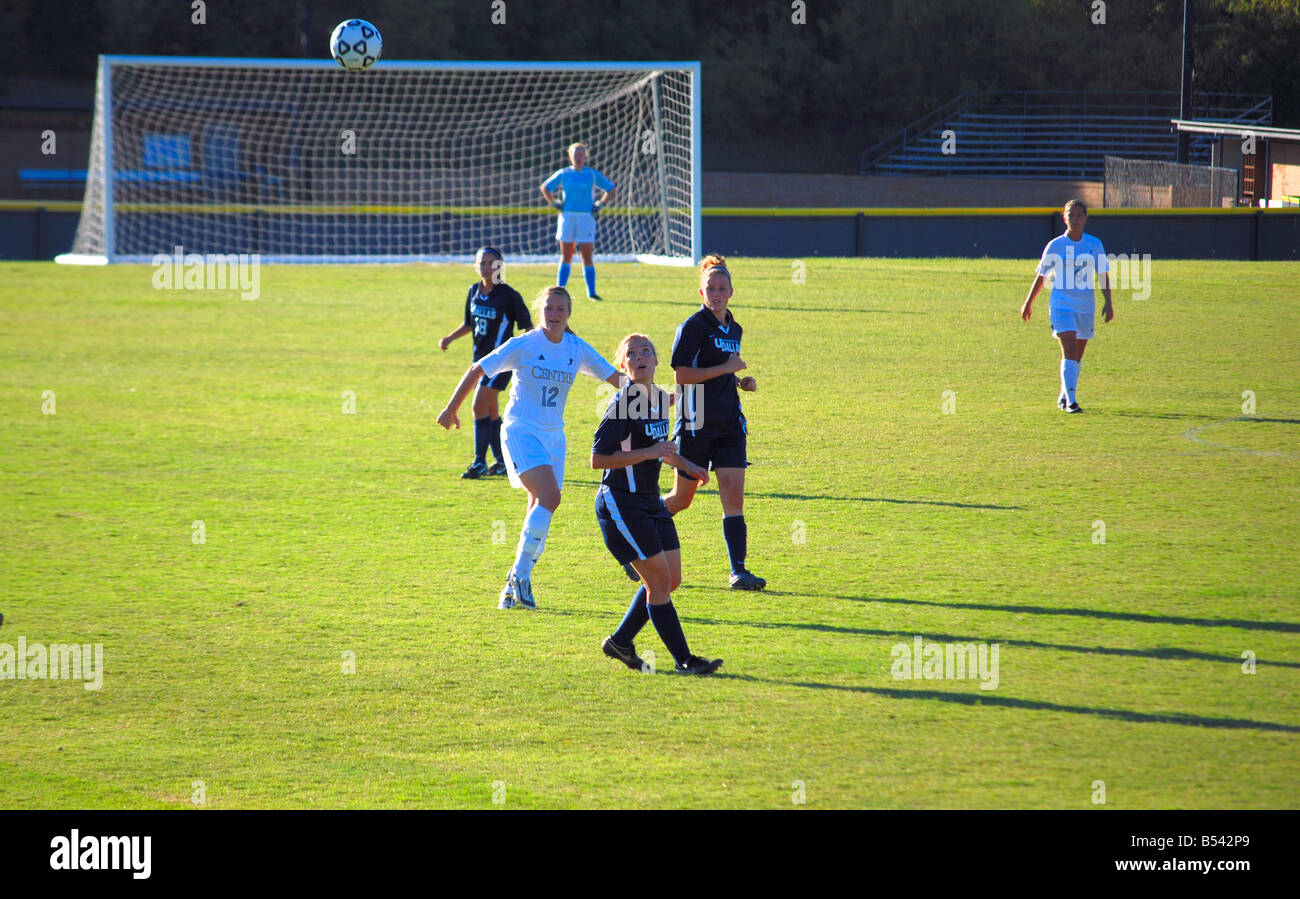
[330,19,382,71]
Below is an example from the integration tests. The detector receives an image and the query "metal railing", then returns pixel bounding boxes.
[858,91,972,175]
[859,90,1272,178]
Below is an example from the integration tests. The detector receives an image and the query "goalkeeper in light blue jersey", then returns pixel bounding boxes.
[540,142,615,301]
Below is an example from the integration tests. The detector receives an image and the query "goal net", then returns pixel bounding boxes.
[59,57,700,265]
[1103,155,1238,208]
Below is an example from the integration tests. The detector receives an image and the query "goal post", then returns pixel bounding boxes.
[58,56,701,265]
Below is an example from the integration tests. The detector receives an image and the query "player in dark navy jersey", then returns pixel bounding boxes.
[592,334,722,676]
[438,247,532,479]
[664,254,765,590]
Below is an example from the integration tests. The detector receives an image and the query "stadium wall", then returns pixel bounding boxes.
[703,173,1106,209]
[1,205,1297,261]
[699,208,1300,261]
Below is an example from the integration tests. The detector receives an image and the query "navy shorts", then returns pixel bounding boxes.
[478,370,512,391]
[595,486,680,565]
[676,429,748,472]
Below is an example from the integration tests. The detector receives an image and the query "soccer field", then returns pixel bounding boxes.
[1,257,1296,809]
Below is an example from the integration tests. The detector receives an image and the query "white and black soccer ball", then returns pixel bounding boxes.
[330,19,382,71]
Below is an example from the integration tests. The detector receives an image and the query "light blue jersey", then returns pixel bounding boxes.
[543,167,614,213]
[1036,232,1110,314]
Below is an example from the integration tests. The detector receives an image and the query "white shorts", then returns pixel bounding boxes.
[556,212,596,244]
[1050,307,1095,340]
[500,423,566,490]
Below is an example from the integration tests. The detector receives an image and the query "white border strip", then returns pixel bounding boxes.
[101,56,701,72]
[93,254,651,265]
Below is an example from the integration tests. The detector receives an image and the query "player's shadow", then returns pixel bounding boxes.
[822,593,1300,635]
[564,481,1019,510]
[712,674,1300,733]
[619,298,923,315]
[1107,410,1225,422]
[692,489,1023,510]
[1114,411,1300,426]
[675,614,1300,670]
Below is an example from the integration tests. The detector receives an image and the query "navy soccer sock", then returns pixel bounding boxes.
[723,515,747,574]
[612,585,649,646]
[473,417,490,464]
[489,417,505,463]
[648,600,691,666]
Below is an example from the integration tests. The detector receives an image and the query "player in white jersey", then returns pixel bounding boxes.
[1021,199,1114,413]
[540,142,615,301]
[437,285,622,610]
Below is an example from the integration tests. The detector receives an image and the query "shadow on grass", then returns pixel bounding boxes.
[565,480,1021,511]
[1107,410,1225,422]
[613,298,924,315]
[560,601,1297,670]
[738,491,1022,510]
[712,673,1300,733]
[823,593,1300,635]
[556,603,1296,668]
[673,614,1300,670]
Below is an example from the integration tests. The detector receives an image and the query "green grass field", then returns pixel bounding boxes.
[1,257,1297,809]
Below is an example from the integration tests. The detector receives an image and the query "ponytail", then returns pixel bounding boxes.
[699,253,732,288]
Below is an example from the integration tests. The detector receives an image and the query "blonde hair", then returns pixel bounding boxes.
[532,285,576,335]
[613,333,657,372]
[567,142,587,162]
[699,252,732,288]
[613,332,668,413]
[1064,199,1088,216]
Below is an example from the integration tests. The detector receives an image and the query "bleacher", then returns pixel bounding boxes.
[861,90,1273,179]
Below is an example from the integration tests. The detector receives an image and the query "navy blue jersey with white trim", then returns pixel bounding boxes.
[463,282,531,361]
[670,305,745,438]
[592,384,673,502]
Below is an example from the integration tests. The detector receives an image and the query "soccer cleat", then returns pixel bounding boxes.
[1058,395,1068,410]
[729,568,767,590]
[587,293,603,302]
[511,574,537,610]
[1066,402,1083,414]
[675,655,723,676]
[461,461,488,479]
[485,461,508,477]
[497,580,516,610]
[622,561,640,582]
[601,636,644,671]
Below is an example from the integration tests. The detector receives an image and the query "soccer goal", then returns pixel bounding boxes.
[58,57,701,265]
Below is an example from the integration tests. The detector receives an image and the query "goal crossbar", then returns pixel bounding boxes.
[59,56,701,265]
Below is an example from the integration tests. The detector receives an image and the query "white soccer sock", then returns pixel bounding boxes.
[510,505,553,581]
[1062,359,1081,404]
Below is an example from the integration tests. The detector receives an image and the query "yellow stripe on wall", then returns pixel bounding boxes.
[1,200,1295,217]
